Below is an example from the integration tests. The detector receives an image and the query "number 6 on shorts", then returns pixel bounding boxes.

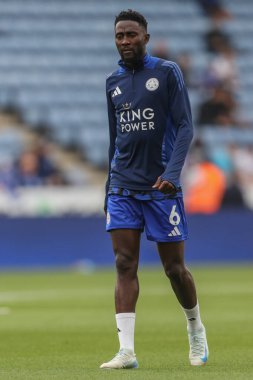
[169,205,181,226]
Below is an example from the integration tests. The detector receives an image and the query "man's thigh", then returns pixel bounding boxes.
[110,229,141,262]
[142,197,188,242]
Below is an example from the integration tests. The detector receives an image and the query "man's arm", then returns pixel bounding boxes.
[104,84,117,213]
[154,63,193,192]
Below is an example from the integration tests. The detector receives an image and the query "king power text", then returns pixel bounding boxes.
[119,108,155,132]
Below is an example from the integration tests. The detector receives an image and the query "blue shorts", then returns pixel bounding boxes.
[106,194,188,242]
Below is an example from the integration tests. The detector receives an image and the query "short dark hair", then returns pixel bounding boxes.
[115,9,148,31]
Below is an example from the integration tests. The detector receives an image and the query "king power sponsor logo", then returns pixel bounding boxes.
[120,107,155,133]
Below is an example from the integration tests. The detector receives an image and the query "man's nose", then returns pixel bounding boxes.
[121,36,130,45]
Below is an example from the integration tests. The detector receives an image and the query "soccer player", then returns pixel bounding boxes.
[100,9,208,369]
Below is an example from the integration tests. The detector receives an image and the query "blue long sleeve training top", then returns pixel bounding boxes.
[105,54,193,203]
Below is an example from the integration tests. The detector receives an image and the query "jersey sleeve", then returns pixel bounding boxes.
[161,63,194,188]
[104,80,117,211]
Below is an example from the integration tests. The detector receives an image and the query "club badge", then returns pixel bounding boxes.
[146,78,159,91]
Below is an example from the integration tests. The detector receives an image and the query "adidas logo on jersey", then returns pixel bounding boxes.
[112,86,122,97]
[168,226,181,237]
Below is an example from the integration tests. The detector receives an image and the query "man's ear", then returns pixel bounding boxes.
[145,33,150,44]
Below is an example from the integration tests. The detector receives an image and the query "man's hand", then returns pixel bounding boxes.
[152,176,177,194]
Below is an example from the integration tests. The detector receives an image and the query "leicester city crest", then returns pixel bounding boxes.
[145,78,159,91]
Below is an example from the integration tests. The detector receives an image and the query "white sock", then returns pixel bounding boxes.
[182,303,203,333]
[116,313,135,352]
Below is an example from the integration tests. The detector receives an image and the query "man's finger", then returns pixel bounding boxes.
[158,182,167,191]
[152,176,162,188]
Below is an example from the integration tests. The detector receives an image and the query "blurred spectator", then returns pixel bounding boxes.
[184,157,226,214]
[230,145,253,179]
[202,43,238,91]
[183,139,226,213]
[229,145,253,208]
[176,52,194,88]
[197,84,236,126]
[204,27,233,54]
[183,139,253,213]
[9,146,66,187]
[208,145,245,208]
[14,151,43,187]
[151,40,174,60]
[221,172,246,208]
[33,140,67,185]
[0,160,17,191]
[34,141,56,180]
[196,0,232,22]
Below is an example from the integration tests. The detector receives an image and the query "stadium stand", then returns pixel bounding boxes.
[0,0,208,167]
[0,0,252,210]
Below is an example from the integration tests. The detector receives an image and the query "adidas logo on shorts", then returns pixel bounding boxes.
[168,226,181,237]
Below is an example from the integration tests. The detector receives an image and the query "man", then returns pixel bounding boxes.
[100,9,208,369]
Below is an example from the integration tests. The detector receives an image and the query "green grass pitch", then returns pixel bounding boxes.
[0,266,252,380]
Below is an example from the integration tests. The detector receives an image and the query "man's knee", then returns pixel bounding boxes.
[164,262,187,283]
[114,249,138,277]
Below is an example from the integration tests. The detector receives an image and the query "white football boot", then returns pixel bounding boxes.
[188,325,209,366]
[100,348,138,369]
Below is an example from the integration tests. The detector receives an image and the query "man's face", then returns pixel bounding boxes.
[115,20,149,66]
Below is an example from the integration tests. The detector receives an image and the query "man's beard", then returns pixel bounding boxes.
[121,48,145,68]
